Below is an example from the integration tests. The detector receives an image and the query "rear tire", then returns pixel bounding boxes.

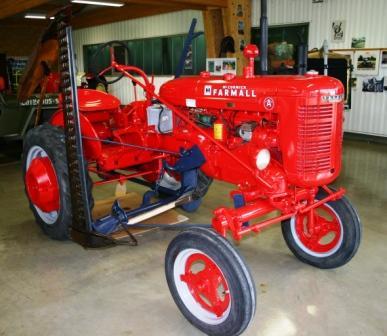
[281,188,362,269]
[165,228,256,336]
[23,124,93,240]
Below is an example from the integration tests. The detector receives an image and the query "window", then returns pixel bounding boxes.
[83,33,206,76]
[251,23,309,74]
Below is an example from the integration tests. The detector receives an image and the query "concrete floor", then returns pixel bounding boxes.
[0,139,386,336]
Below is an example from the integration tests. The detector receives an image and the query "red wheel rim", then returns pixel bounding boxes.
[293,204,343,255]
[180,252,230,318]
[26,157,60,213]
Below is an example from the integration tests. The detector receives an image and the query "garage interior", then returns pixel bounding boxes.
[0,0,386,335]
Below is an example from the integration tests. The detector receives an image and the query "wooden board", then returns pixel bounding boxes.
[92,192,189,239]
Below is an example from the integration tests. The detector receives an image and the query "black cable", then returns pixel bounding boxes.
[157,105,167,134]
[125,223,212,230]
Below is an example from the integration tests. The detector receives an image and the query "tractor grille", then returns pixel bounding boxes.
[296,104,334,175]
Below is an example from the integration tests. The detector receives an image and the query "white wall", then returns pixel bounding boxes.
[252,0,387,137]
[73,10,203,104]
[108,76,174,104]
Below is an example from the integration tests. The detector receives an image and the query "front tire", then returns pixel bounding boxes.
[165,228,256,336]
[281,188,362,269]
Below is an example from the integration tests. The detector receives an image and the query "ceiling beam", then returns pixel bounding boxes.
[72,3,201,29]
[122,0,227,7]
[121,0,205,10]
[0,0,52,20]
[163,0,227,7]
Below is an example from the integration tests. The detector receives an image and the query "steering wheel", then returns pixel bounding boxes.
[90,40,130,85]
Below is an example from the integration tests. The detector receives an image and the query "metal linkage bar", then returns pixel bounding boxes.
[82,135,181,156]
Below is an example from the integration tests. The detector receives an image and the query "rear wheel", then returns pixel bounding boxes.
[23,124,93,240]
[281,188,362,269]
[165,228,256,336]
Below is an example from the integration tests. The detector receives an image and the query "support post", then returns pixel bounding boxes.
[202,8,224,58]
[203,0,251,75]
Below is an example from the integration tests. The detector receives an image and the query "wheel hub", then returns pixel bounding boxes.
[180,252,230,317]
[25,157,60,212]
[295,205,342,254]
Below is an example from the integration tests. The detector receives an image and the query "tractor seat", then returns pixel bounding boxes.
[78,89,121,112]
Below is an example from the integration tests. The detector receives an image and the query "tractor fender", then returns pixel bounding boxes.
[50,110,102,160]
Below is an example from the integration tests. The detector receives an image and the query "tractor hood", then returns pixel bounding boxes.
[159,74,344,112]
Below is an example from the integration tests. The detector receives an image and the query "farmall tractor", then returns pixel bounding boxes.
[21,15,361,336]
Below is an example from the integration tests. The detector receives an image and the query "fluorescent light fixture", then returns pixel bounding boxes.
[24,13,47,19]
[71,0,124,7]
[50,16,55,20]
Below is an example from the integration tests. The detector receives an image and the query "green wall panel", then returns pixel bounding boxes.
[83,32,206,76]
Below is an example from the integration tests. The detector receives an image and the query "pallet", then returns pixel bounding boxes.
[92,192,189,239]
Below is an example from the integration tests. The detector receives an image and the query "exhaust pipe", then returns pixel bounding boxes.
[259,0,268,75]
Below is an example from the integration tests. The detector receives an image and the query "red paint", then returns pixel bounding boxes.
[0,76,6,91]
[49,43,347,241]
[25,157,60,212]
[77,89,121,111]
[294,204,342,253]
[243,44,259,78]
[45,72,60,93]
[50,109,103,160]
[180,252,230,317]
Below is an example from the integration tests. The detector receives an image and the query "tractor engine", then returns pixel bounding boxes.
[159,71,344,192]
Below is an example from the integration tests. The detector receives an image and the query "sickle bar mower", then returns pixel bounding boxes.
[21,9,361,336]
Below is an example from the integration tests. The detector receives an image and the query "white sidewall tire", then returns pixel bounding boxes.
[165,228,256,336]
[173,248,231,325]
[23,124,94,240]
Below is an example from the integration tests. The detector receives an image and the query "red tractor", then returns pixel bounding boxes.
[22,27,361,336]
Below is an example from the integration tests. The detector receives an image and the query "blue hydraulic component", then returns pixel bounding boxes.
[174,18,204,79]
[164,145,205,173]
[92,193,181,235]
[180,198,202,213]
[142,190,157,207]
[93,200,128,235]
[92,145,206,235]
[158,145,205,196]
[233,194,249,227]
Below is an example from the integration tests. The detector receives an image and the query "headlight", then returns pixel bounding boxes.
[256,149,271,170]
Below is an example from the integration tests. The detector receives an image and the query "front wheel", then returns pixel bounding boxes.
[165,228,256,336]
[281,188,362,269]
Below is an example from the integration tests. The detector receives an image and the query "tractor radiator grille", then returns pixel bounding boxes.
[296,104,334,175]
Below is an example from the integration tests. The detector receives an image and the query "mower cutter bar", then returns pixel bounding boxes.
[92,192,193,235]
[127,194,192,225]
